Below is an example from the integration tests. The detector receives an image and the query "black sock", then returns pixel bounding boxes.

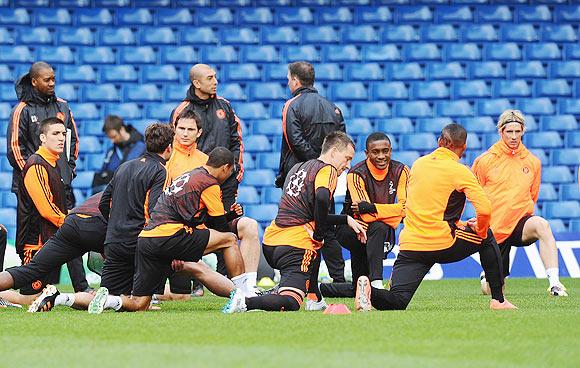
[246,294,301,311]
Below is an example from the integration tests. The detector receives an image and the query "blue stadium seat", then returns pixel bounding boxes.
[124,84,162,102]
[461,24,498,42]
[467,133,482,150]
[0,46,33,63]
[243,169,276,187]
[352,151,366,165]
[55,84,78,102]
[196,8,233,25]
[500,24,538,43]
[423,25,458,42]
[394,101,432,118]
[239,7,273,25]
[435,100,474,118]
[249,83,286,102]
[517,5,552,23]
[235,102,268,120]
[84,84,120,103]
[382,25,418,43]
[435,5,473,23]
[348,118,373,136]
[0,102,11,119]
[237,186,260,205]
[396,6,433,23]
[80,119,103,136]
[452,81,491,99]
[164,84,187,102]
[143,103,173,120]
[277,7,314,25]
[542,25,577,43]
[525,43,562,60]
[262,26,298,44]
[318,7,353,24]
[180,27,218,45]
[269,101,285,119]
[75,9,113,25]
[345,63,383,81]
[202,44,240,63]
[370,82,408,101]
[554,5,580,23]
[508,61,547,79]
[223,64,261,82]
[141,27,177,45]
[102,65,138,83]
[476,5,512,23]
[459,116,496,133]
[524,115,539,132]
[344,25,379,43]
[120,47,156,64]
[361,45,401,62]
[335,102,349,119]
[106,102,142,120]
[446,43,481,61]
[0,171,12,190]
[405,43,441,62]
[216,83,244,102]
[251,119,282,136]
[377,118,414,134]
[329,82,367,101]
[529,148,549,166]
[476,99,512,116]
[38,46,75,64]
[16,27,52,45]
[0,8,30,25]
[526,132,563,149]
[263,64,287,82]
[160,46,197,64]
[426,62,465,80]
[78,136,102,154]
[303,26,340,44]
[0,208,17,228]
[57,27,94,46]
[261,187,282,204]
[416,117,452,133]
[387,63,424,81]
[85,153,105,171]
[285,45,319,62]
[534,79,572,97]
[484,43,521,61]
[309,63,340,81]
[559,99,580,115]
[469,62,505,79]
[564,44,580,60]
[117,9,153,25]
[493,80,532,98]
[99,28,136,46]
[0,85,16,102]
[72,171,95,190]
[242,45,279,63]
[1,192,17,208]
[549,219,568,233]
[516,98,555,115]
[392,151,420,167]
[561,183,580,201]
[80,47,115,64]
[142,65,179,83]
[400,133,437,151]
[356,6,392,24]
[245,204,278,223]
[129,120,152,135]
[0,27,13,45]
[157,9,193,25]
[242,152,255,170]
[550,61,580,79]
[544,201,580,219]
[324,45,361,62]
[352,102,390,119]
[552,148,580,166]
[222,28,259,45]
[256,152,279,170]
[411,81,449,100]
[71,103,100,120]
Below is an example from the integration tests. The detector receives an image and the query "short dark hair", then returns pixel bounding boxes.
[206,147,235,169]
[175,109,204,132]
[102,115,126,133]
[144,123,174,154]
[440,123,467,147]
[39,117,65,135]
[288,61,315,87]
[321,131,355,154]
[29,61,53,79]
[365,132,391,150]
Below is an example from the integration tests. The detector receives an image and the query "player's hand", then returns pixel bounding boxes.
[466,217,477,232]
[351,201,361,215]
[171,259,185,272]
[347,215,367,244]
[230,203,244,216]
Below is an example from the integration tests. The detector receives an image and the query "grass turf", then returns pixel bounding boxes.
[0,278,578,368]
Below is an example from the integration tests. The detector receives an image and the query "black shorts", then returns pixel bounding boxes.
[262,244,317,294]
[9,215,106,295]
[499,215,535,277]
[100,240,137,296]
[133,228,210,297]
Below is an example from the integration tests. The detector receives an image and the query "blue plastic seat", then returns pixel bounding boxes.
[565,131,580,147]
[547,219,567,233]
[72,171,95,190]
[411,81,449,100]
[508,61,546,79]
[256,152,280,170]
[525,43,562,61]
[80,47,115,64]
[85,153,105,171]
[310,63,341,81]
[0,85,16,102]
[80,119,102,136]
[223,64,260,82]
[461,24,498,42]
[141,27,177,45]
[435,5,473,23]
[370,82,408,101]
[222,28,259,45]
[106,102,142,120]
[382,25,418,43]
[242,46,279,63]
[117,9,153,25]
[78,136,102,154]
[446,43,481,61]
[345,63,383,81]
[500,24,538,43]
[516,98,555,115]
[165,84,188,102]
[542,25,577,43]
[245,204,278,223]
[323,45,361,62]
[361,45,401,62]
[561,183,580,201]
[484,43,521,61]
[0,46,33,63]
[394,101,432,118]
[55,84,78,102]
[102,65,138,83]
[396,6,433,23]
[529,148,549,165]
[554,5,580,23]
[71,103,100,120]
[263,26,298,44]
[544,201,580,219]
[335,102,349,119]
[452,81,491,99]
[0,102,12,119]
[376,118,414,134]
[202,45,238,63]
[435,100,474,118]
[400,133,437,151]
[124,84,162,102]
[387,63,424,81]
[180,27,218,45]
[1,8,30,25]
[143,103,174,121]
[120,47,156,64]
[356,6,392,24]
[142,65,179,83]
[550,61,580,78]
[251,119,282,136]
[318,7,353,24]
[75,9,113,25]
[99,28,136,45]
[38,46,75,64]
[459,117,496,133]
[235,103,268,120]
[0,28,13,45]
[469,62,505,79]
[348,118,373,136]
[261,187,282,204]
[559,100,580,115]
[344,25,379,43]
[249,83,286,102]
[424,62,463,80]
[16,27,52,45]
[285,45,319,63]
[160,46,197,64]
[196,8,234,25]
[405,43,441,62]
[476,99,512,116]
[0,208,17,227]
[237,186,260,205]
[552,148,580,166]
[493,80,531,98]
[534,79,571,98]
[303,26,340,44]
[217,83,245,102]
[476,5,512,23]
[84,84,120,102]
[416,117,452,133]
[239,7,273,25]
[466,133,482,149]
[423,25,458,42]
[517,5,552,23]
[330,82,367,101]
[526,132,563,149]
[1,192,17,208]
[277,7,314,25]
[352,102,390,119]
[242,169,276,187]
[263,64,287,82]
[57,27,93,46]
[157,9,193,25]
[392,151,420,167]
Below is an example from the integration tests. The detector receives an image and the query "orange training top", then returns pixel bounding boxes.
[472,140,541,244]
[164,141,209,188]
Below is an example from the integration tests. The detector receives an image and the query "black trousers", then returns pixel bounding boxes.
[0,225,6,271]
[370,228,504,310]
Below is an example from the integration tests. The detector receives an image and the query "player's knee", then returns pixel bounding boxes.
[238,217,259,239]
[368,222,389,236]
[535,217,552,237]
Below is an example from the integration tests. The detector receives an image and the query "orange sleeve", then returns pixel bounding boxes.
[23,165,66,227]
[455,166,491,239]
[531,161,541,204]
[314,165,338,193]
[200,184,226,217]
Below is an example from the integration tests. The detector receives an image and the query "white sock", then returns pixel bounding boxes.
[104,295,123,311]
[55,293,75,307]
[231,273,248,291]
[371,280,384,289]
[246,272,257,289]
[546,268,560,287]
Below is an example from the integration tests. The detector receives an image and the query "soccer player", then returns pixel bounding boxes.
[223,131,367,313]
[321,132,409,298]
[353,123,516,311]
[473,110,567,296]
[88,148,251,313]
[162,109,260,300]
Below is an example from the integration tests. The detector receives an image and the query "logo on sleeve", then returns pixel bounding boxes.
[31,115,38,123]
[216,109,226,120]
[56,112,65,121]
[523,167,530,174]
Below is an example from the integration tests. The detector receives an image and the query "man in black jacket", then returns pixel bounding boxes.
[276,61,348,307]
[5,61,88,292]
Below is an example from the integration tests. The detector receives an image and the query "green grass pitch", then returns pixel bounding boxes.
[0,278,578,368]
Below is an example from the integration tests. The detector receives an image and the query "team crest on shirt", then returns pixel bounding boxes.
[523,167,530,174]
[216,109,226,119]
[32,280,42,290]
[31,115,38,123]
[56,112,65,121]
[286,169,307,197]
[388,180,395,195]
